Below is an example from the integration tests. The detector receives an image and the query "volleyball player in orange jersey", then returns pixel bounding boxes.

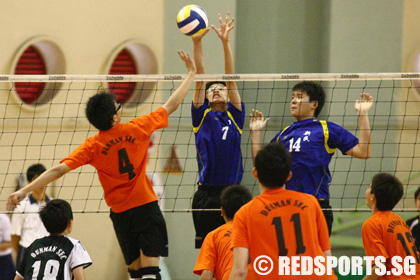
[362,173,420,280]
[7,50,196,280]
[229,142,337,280]
[194,184,255,280]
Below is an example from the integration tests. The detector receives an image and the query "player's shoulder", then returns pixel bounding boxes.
[65,235,81,246]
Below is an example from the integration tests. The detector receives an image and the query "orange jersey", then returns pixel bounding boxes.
[61,107,168,213]
[362,211,420,279]
[232,187,337,279]
[194,221,256,280]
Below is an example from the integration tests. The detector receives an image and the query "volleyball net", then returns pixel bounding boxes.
[0,73,419,214]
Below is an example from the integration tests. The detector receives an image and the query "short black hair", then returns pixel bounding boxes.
[220,185,252,220]
[292,81,325,117]
[40,199,73,234]
[205,81,227,92]
[255,142,292,188]
[414,186,420,201]
[86,91,117,131]
[370,173,404,211]
[27,163,46,182]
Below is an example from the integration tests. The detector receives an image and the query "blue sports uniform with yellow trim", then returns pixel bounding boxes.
[272,118,358,200]
[192,99,245,185]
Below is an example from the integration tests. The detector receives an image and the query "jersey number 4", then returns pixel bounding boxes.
[118,148,136,180]
[272,213,306,256]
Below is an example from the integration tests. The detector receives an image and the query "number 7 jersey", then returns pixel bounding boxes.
[192,100,245,186]
[61,107,169,213]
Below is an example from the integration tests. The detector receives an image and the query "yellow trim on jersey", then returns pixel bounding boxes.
[227,111,243,134]
[276,125,290,142]
[320,120,336,154]
[193,108,211,133]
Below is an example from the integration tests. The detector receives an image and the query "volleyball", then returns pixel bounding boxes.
[176,5,208,37]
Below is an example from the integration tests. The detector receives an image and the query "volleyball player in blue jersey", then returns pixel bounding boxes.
[191,12,245,248]
[250,81,373,235]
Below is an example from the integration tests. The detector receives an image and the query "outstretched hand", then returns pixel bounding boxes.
[355,93,373,115]
[249,109,270,131]
[211,12,235,42]
[7,189,25,209]
[191,28,210,42]
[177,50,196,74]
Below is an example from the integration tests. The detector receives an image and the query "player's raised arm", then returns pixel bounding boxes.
[192,28,209,108]
[212,12,241,110]
[7,163,71,208]
[346,93,373,159]
[250,109,270,166]
[162,50,196,115]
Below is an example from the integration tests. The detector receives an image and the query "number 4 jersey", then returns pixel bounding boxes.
[61,107,168,213]
[16,235,92,280]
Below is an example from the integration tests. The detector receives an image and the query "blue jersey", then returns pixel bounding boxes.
[271,118,358,200]
[192,99,245,185]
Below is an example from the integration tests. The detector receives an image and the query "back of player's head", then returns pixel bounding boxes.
[292,81,325,117]
[255,142,292,188]
[40,199,73,234]
[205,81,227,93]
[370,173,404,211]
[220,184,252,220]
[27,163,46,182]
[86,91,117,131]
[414,186,420,201]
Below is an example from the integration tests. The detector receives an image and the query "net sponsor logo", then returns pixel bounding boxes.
[401,73,420,78]
[253,255,417,276]
[49,75,66,80]
[281,75,299,79]
[341,74,359,79]
[106,75,124,80]
[164,75,182,80]
[0,76,9,80]
[223,75,240,80]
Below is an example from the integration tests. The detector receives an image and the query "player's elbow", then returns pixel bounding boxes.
[229,268,247,279]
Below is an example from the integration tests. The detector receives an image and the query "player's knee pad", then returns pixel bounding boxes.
[139,266,161,280]
[128,268,142,279]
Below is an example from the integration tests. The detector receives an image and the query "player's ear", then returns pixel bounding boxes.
[66,219,73,235]
[286,171,292,182]
[221,207,226,217]
[312,101,318,109]
[252,167,258,179]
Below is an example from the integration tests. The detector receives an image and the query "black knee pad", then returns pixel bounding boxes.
[139,266,161,280]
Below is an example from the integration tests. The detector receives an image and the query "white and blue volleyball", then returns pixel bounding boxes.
[177,5,208,37]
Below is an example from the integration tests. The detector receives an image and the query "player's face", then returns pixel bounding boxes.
[290,90,317,121]
[207,84,228,103]
[365,184,374,208]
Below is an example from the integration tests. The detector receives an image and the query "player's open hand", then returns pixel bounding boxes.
[249,109,270,132]
[7,190,25,209]
[211,12,234,43]
[191,28,210,42]
[177,50,196,75]
[355,93,373,115]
